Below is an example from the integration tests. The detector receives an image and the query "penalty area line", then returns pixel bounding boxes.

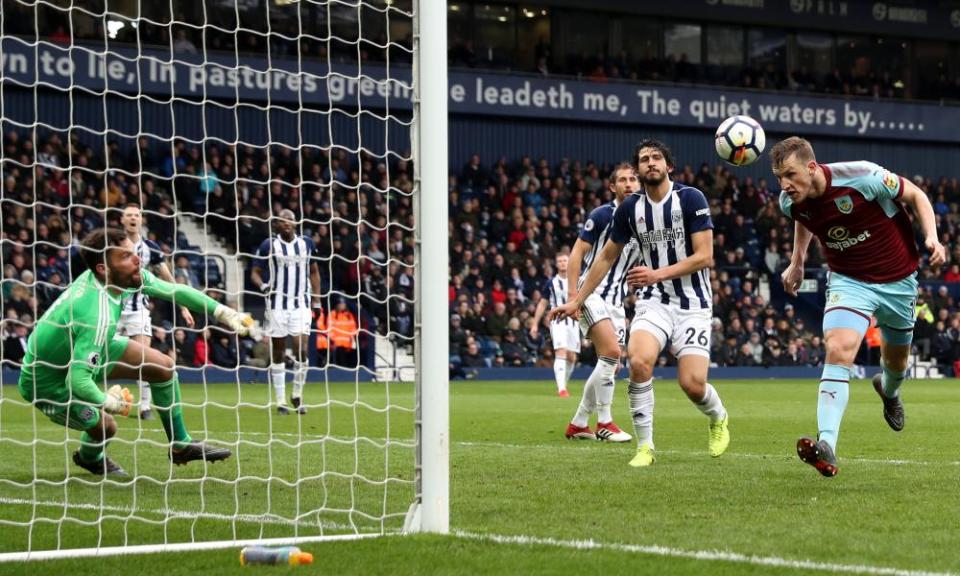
[454,531,956,576]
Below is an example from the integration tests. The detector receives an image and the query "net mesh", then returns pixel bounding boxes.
[0,0,418,556]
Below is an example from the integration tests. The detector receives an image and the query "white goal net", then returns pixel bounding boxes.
[0,0,447,560]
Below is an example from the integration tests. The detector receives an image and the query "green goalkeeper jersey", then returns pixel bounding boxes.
[18,268,219,406]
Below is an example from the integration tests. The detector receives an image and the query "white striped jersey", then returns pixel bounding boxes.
[257,234,316,311]
[610,181,713,310]
[124,238,165,312]
[540,274,575,327]
[578,198,642,308]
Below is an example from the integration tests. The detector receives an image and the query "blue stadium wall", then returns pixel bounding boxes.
[5,89,959,187]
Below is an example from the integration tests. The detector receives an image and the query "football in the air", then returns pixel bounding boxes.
[715,115,766,166]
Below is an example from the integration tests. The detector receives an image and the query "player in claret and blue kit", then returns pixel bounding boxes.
[772,136,946,477]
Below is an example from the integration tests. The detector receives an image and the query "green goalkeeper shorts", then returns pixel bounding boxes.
[18,336,130,431]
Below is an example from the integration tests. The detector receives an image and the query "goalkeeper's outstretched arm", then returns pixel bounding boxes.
[140,270,257,337]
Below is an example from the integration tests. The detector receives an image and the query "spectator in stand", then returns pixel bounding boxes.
[329,299,359,368]
[194,329,211,367]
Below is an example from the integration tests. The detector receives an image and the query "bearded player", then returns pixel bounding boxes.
[18,228,257,477]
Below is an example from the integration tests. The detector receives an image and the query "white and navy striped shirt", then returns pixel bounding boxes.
[257,234,315,311]
[579,198,642,308]
[610,181,713,310]
[124,238,164,312]
[541,275,575,326]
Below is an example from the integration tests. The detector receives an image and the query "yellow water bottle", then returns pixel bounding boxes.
[240,545,314,566]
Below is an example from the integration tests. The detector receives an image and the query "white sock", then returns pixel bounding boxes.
[270,363,286,405]
[292,360,307,399]
[594,356,618,423]
[628,379,655,448]
[553,358,567,392]
[138,381,151,411]
[572,358,616,427]
[565,359,576,384]
[696,383,727,422]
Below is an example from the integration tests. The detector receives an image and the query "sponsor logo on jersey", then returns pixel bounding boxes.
[825,228,871,251]
[639,227,684,245]
[827,226,849,241]
[882,171,898,191]
[835,195,853,214]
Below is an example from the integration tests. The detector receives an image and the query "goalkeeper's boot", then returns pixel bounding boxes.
[595,421,632,442]
[628,443,655,468]
[140,409,154,420]
[796,436,838,477]
[872,374,905,431]
[72,451,129,478]
[565,423,596,440]
[708,415,730,457]
[170,442,233,466]
[291,397,307,415]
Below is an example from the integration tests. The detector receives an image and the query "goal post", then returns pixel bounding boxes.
[412,0,449,535]
[0,0,448,561]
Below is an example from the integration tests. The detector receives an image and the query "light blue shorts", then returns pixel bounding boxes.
[822,271,917,346]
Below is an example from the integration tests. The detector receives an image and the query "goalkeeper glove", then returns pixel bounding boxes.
[214,304,260,339]
[103,385,133,417]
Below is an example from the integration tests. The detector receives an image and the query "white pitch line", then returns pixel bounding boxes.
[455,531,958,576]
[0,498,954,575]
[455,440,960,467]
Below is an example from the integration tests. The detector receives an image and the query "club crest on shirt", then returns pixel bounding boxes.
[828,291,842,304]
[834,195,853,214]
[672,211,684,224]
[882,171,898,191]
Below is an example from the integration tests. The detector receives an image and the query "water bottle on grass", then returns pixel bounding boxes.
[240,546,314,566]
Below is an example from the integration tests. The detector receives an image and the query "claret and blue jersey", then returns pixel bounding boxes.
[609,181,713,310]
[779,161,919,283]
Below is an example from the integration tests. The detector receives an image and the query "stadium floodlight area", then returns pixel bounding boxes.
[0,0,447,561]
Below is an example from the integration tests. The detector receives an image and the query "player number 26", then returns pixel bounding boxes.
[684,328,708,346]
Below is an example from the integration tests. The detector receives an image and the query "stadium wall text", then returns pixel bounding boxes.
[1,37,958,144]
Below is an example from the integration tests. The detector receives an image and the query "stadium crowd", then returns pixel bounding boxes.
[2,129,960,375]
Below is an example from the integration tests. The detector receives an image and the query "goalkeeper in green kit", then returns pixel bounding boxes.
[18,228,258,477]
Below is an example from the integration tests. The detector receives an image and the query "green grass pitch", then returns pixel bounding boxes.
[0,377,958,575]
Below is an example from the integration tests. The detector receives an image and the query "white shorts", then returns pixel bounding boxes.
[630,300,712,359]
[549,320,581,353]
[266,308,312,338]
[117,307,152,337]
[579,293,627,347]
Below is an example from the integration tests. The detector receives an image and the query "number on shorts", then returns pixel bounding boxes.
[684,327,708,346]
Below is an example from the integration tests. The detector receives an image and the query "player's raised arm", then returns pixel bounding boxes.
[899,179,946,266]
[140,270,257,337]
